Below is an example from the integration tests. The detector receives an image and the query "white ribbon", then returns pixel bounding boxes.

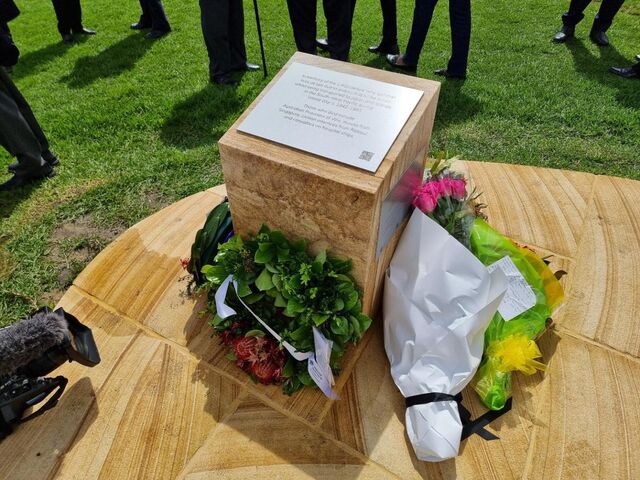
[215,274,339,399]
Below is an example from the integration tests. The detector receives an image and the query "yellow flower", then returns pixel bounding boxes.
[488,335,546,375]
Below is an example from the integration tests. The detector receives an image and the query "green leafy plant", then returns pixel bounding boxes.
[201,225,372,395]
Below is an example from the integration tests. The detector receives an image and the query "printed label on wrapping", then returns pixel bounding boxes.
[215,275,338,399]
[487,256,536,321]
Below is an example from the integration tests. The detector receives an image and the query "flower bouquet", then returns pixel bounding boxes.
[197,222,372,396]
[411,158,565,411]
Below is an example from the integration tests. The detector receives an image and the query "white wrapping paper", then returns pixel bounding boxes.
[383,210,507,462]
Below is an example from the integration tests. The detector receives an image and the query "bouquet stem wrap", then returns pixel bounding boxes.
[384,210,507,461]
[470,219,564,410]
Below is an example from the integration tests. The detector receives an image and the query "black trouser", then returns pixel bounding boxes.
[380,0,398,47]
[286,0,353,61]
[51,0,82,36]
[562,0,624,31]
[0,69,48,177]
[200,0,246,79]
[138,0,171,32]
[404,0,470,76]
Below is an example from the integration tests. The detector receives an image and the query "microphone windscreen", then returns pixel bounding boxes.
[0,310,68,376]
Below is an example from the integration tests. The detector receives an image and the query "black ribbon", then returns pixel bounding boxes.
[405,392,512,442]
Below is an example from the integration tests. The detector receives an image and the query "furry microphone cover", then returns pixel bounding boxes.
[0,310,68,376]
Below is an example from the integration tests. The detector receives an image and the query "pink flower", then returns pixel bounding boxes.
[412,180,442,214]
[450,179,467,199]
[179,258,190,270]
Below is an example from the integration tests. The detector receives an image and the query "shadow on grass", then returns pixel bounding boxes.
[11,39,79,80]
[61,32,152,88]
[160,84,241,149]
[565,39,640,109]
[435,79,483,127]
[0,180,41,219]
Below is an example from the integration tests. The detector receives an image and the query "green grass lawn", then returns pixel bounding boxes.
[0,0,638,324]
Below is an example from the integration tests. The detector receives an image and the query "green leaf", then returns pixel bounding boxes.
[285,298,306,316]
[255,244,276,264]
[358,313,373,333]
[245,329,265,337]
[270,230,286,245]
[277,247,290,262]
[298,370,314,386]
[315,250,326,265]
[201,265,229,284]
[282,359,295,378]
[274,293,287,308]
[243,292,265,304]
[333,298,345,312]
[289,325,310,341]
[236,280,252,298]
[212,314,227,327]
[312,313,330,326]
[255,268,274,291]
[331,316,350,336]
[225,352,237,361]
[272,274,282,290]
[344,290,359,311]
[291,239,306,252]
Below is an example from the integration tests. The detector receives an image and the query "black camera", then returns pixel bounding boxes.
[0,307,100,440]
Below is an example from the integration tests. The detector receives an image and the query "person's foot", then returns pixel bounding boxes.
[386,54,417,73]
[368,43,400,55]
[73,27,96,35]
[233,63,260,72]
[609,66,638,79]
[62,33,74,44]
[636,54,640,62]
[434,68,466,80]
[590,30,609,46]
[145,29,170,40]
[130,22,151,30]
[8,151,59,173]
[211,74,239,87]
[552,25,575,43]
[316,38,330,53]
[0,166,55,191]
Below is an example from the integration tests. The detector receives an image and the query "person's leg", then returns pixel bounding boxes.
[562,0,591,28]
[446,0,470,77]
[592,0,624,32]
[323,0,352,61]
[137,0,152,27]
[381,0,398,47]
[69,0,82,31]
[403,0,438,66]
[228,0,247,70]
[200,0,232,79]
[0,74,48,179]
[51,0,71,36]
[286,0,317,55]
[148,0,171,32]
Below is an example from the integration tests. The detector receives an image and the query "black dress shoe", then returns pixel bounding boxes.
[9,151,59,173]
[131,22,151,30]
[590,30,609,46]
[368,43,400,55]
[636,54,640,62]
[316,38,331,53]
[386,54,417,73]
[211,74,239,87]
[73,27,96,35]
[552,25,575,43]
[0,166,54,191]
[62,33,74,44]
[145,29,170,40]
[233,63,260,72]
[434,68,466,80]
[609,66,639,79]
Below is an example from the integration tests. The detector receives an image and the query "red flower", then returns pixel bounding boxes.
[233,337,258,362]
[251,360,281,384]
[180,258,190,269]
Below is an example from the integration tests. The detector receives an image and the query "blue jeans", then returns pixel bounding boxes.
[404,0,471,76]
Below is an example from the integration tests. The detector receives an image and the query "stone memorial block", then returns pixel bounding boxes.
[219,52,440,315]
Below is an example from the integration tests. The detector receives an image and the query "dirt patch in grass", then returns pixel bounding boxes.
[41,215,124,305]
